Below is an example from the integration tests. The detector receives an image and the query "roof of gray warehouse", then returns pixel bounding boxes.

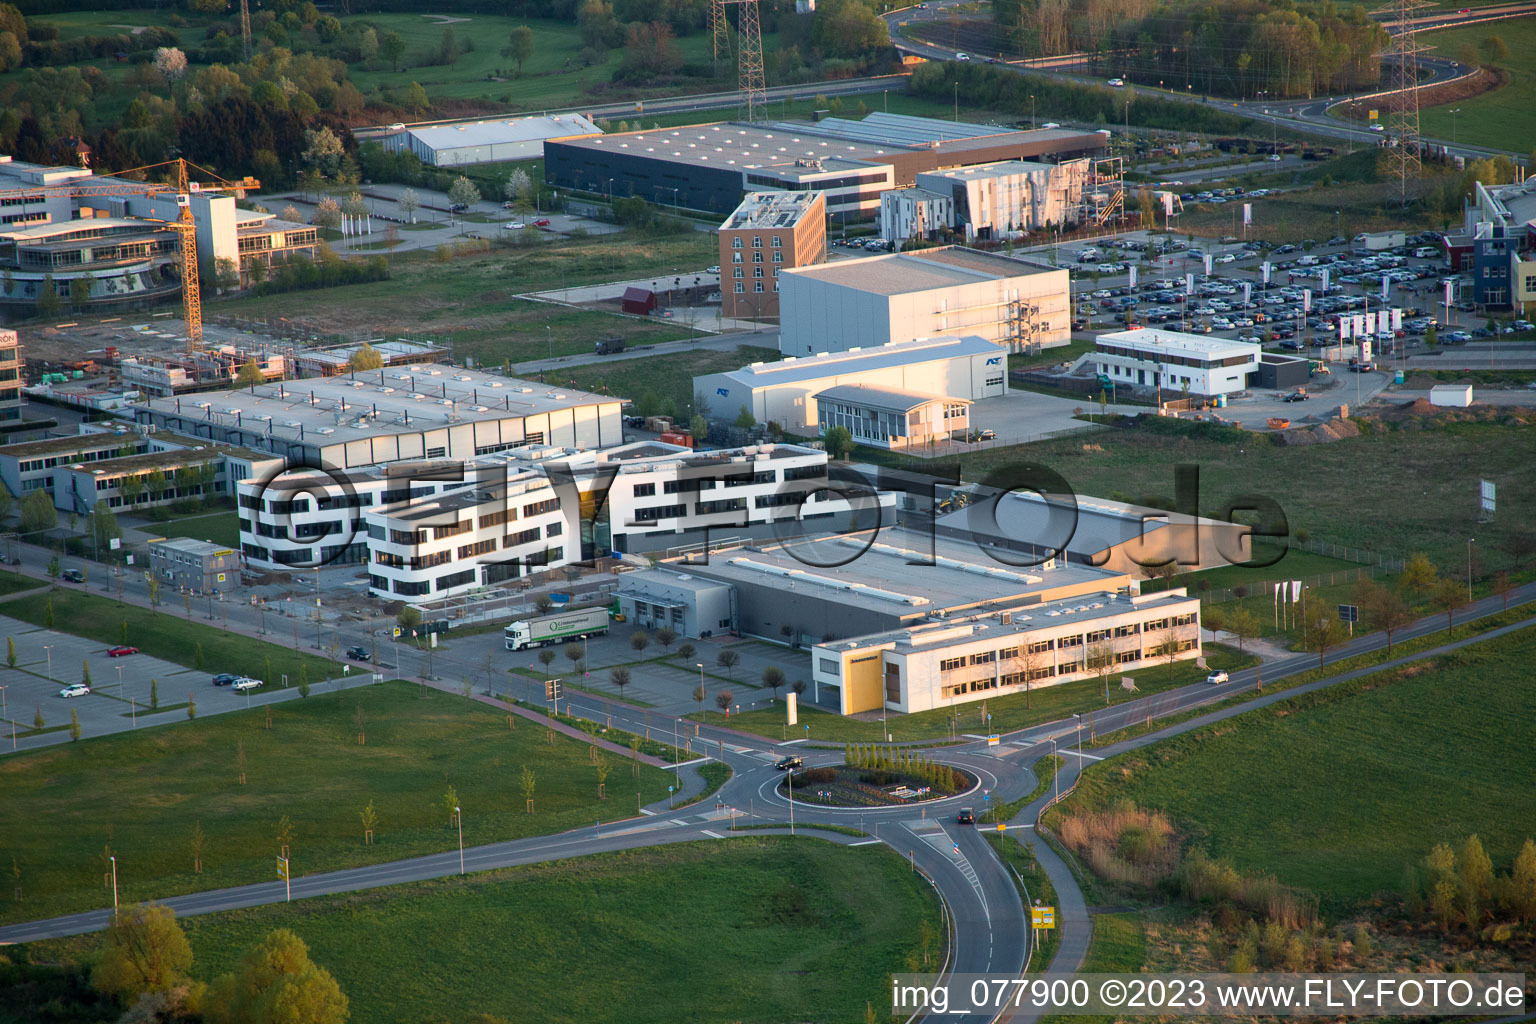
[814,384,962,413]
[936,492,1250,561]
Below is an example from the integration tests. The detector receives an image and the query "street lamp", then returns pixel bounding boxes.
[1049,738,1059,805]
[109,855,118,919]
[1029,94,1036,130]
[1073,712,1082,753]
[545,324,552,360]
[455,806,464,876]
[1467,538,1475,603]
[1449,108,1461,147]
[43,644,52,685]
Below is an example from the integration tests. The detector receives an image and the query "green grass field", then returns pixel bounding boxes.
[0,681,672,926]
[556,344,780,417]
[1419,18,1536,151]
[139,510,242,548]
[693,644,1259,743]
[895,419,1536,577]
[1057,624,1536,911]
[26,838,936,1024]
[0,586,338,687]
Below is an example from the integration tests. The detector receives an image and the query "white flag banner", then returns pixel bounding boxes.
[1340,318,1353,340]
[1185,272,1195,295]
[1243,203,1252,227]
[1353,313,1367,335]
[1290,580,1302,602]
[1443,279,1454,305]
[1320,268,1331,292]
[1203,254,1214,276]
[1391,307,1403,330]
[1381,276,1390,301]
[1303,288,1312,313]
[1161,191,1175,215]
[1361,338,1373,363]
[1128,265,1138,289]
[1262,262,1272,284]
[1365,311,1377,336]
[1243,281,1252,305]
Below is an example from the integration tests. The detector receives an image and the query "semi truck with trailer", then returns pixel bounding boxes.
[504,606,611,651]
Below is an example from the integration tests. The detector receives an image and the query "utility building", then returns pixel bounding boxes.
[778,246,1070,356]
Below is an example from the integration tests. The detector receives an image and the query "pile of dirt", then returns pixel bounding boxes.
[1363,397,1536,431]
[1273,417,1361,445]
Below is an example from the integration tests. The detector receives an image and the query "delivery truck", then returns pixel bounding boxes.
[504,606,610,651]
[1352,230,1405,254]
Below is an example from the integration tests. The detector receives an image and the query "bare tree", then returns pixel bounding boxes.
[762,666,785,701]
[1357,579,1413,651]
[715,690,734,717]
[655,627,677,652]
[609,666,631,700]
[693,684,706,716]
[716,649,740,680]
[191,821,205,873]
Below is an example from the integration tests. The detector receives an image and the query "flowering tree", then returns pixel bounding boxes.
[153,47,188,81]
[311,197,342,230]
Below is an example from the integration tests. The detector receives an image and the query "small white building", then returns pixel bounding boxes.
[878,188,954,249]
[778,246,1070,356]
[1429,384,1473,407]
[380,114,602,167]
[814,384,970,450]
[1093,329,1261,398]
[693,335,1006,434]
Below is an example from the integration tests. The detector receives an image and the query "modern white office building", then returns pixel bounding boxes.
[878,187,954,250]
[778,246,1070,356]
[813,384,970,450]
[694,335,1006,435]
[811,587,1201,715]
[913,158,1092,240]
[1092,329,1262,398]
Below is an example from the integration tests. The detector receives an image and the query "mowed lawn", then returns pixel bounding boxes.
[23,839,935,1024]
[2,586,339,686]
[697,644,1259,743]
[139,509,242,548]
[0,682,673,925]
[1061,625,1536,910]
[1419,18,1536,151]
[557,344,780,416]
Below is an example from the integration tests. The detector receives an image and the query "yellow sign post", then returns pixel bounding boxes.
[1031,906,1056,929]
[276,856,291,902]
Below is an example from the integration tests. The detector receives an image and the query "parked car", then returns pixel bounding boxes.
[532,218,551,227]
[706,265,720,275]
[976,428,996,441]
[448,202,469,212]
[347,646,371,662]
[107,646,139,658]
[1106,78,1125,86]
[59,683,91,698]
[774,755,803,771]
[212,673,240,686]
[1205,670,1229,685]
[231,677,263,693]
[955,52,971,61]
[1282,391,1310,402]
[61,568,86,583]
[957,807,975,825]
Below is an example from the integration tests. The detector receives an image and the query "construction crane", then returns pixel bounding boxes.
[0,158,258,351]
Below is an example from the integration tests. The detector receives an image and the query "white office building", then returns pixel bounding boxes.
[814,384,970,450]
[694,335,1006,435]
[778,246,1070,356]
[1093,329,1262,398]
[812,588,1201,716]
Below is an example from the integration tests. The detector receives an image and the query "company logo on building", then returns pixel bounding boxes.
[716,387,730,397]
[985,357,1002,365]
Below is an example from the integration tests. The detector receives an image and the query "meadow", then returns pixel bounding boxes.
[0,681,672,925]
[1418,17,1536,152]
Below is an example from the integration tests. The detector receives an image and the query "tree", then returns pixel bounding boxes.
[441,786,460,826]
[438,26,461,64]
[1297,595,1349,669]
[1434,577,1468,636]
[213,256,240,294]
[536,649,556,674]
[397,188,420,225]
[693,684,706,716]
[191,821,205,873]
[1492,570,1513,610]
[1502,529,1535,571]
[5,636,13,668]
[90,499,121,556]
[519,765,536,813]
[1084,641,1116,698]
[734,406,756,429]
[629,630,650,654]
[203,928,348,1024]
[0,486,12,525]
[508,25,535,73]
[347,343,384,372]
[715,690,734,716]
[447,176,481,212]
[379,29,405,72]
[153,47,188,81]
[311,197,342,230]
[677,642,695,661]
[150,679,159,709]
[762,665,785,701]
[91,903,193,1003]
[69,707,80,741]
[609,666,631,699]
[1355,579,1412,651]
[823,424,854,459]
[19,488,56,536]
[654,627,677,652]
[120,474,146,509]
[360,800,378,845]
[32,705,43,730]
[1400,552,1439,606]
[1480,34,1510,63]
[396,606,422,636]
[593,753,611,798]
[716,649,739,680]
[234,358,265,388]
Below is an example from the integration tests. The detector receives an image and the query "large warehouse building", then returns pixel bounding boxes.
[135,365,625,469]
[543,113,1108,217]
[778,246,1070,356]
[380,114,601,167]
[694,336,1006,434]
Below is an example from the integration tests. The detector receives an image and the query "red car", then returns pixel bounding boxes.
[533,218,551,227]
[107,646,139,658]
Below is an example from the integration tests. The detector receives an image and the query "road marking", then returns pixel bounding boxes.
[849,839,881,847]
[701,829,724,839]
[639,808,656,816]
[667,757,710,769]
[779,738,807,745]
[1059,749,1104,761]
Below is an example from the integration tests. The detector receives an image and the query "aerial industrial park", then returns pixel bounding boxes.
[0,0,1532,1021]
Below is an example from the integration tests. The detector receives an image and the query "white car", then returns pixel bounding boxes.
[1216,253,1237,263]
[1040,122,1061,129]
[59,683,91,698]
[1267,153,1282,162]
[1107,78,1125,87]
[706,266,720,275]
[1205,670,1230,685]
[231,677,263,693]
[955,52,970,61]
[1369,124,1385,132]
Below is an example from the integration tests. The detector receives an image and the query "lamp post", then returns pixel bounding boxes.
[43,644,52,685]
[1049,738,1059,805]
[1073,712,1082,754]
[545,324,552,360]
[1029,94,1036,130]
[455,805,464,876]
[109,855,118,919]
[1467,538,1475,603]
[1449,108,1461,148]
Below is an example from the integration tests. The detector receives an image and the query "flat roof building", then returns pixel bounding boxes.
[814,384,970,450]
[900,157,1093,243]
[779,246,1071,356]
[134,364,625,470]
[616,568,734,639]
[380,114,601,167]
[148,537,240,595]
[695,336,1007,435]
[1092,329,1262,398]
[719,191,826,321]
[543,113,1108,217]
[292,340,450,378]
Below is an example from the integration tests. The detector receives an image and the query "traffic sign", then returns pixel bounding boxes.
[1338,604,1358,623]
[276,856,288,880]
[987,734,1000,746]
[1031,906,1056,928]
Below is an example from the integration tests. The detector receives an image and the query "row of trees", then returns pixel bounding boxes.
[844,743,963,790]
[1406,835,1536,934]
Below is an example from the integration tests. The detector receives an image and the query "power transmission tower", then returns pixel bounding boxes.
[239,0,252,61]
[1373,0,1432,204]
[710,0,765,122]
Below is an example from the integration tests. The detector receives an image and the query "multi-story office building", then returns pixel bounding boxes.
[1091,329,1261,399]
[0,328,20,425]
[718,191,826,321]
